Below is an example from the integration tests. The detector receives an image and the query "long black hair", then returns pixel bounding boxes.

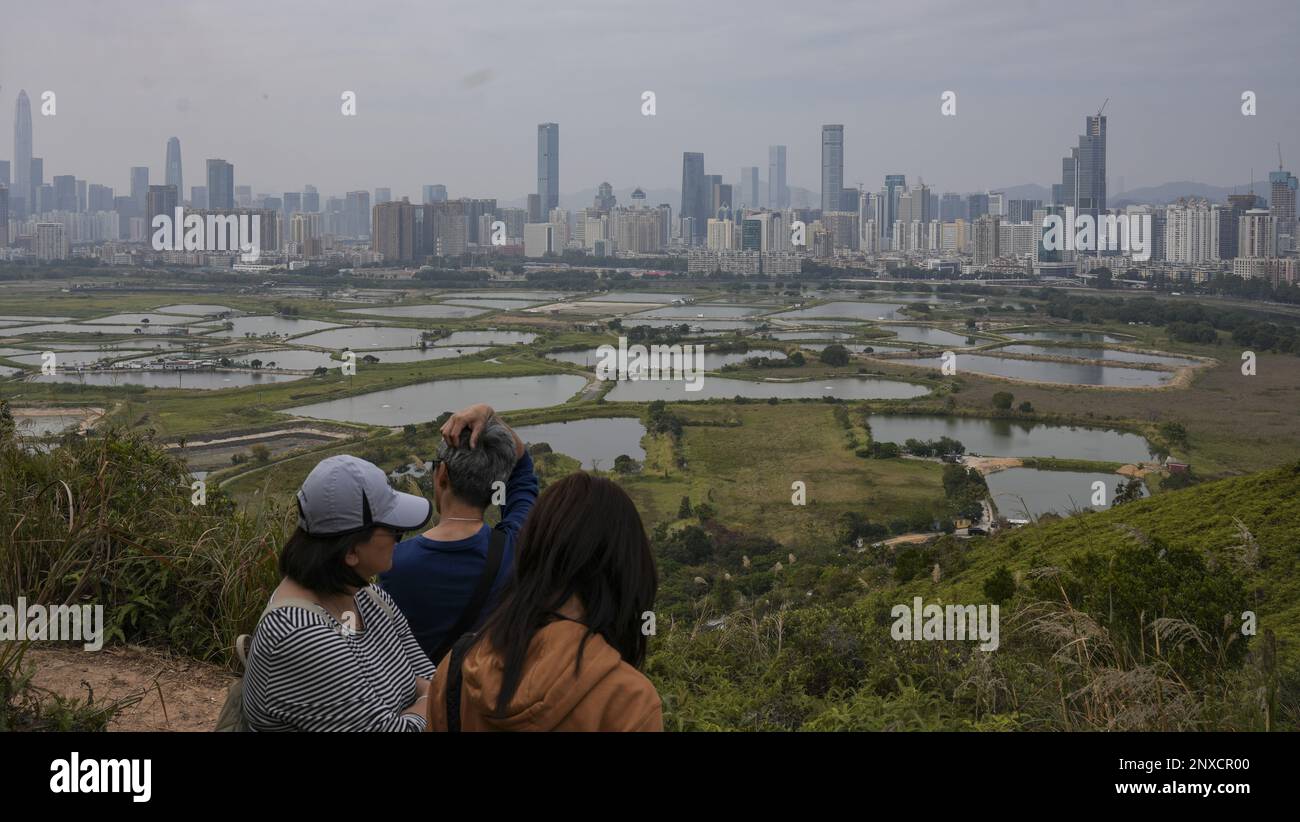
[478,472,657,716]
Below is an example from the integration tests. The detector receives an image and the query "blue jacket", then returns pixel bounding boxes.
[380,451,538,664]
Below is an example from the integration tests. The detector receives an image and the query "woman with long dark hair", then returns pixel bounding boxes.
[426,472,661,731]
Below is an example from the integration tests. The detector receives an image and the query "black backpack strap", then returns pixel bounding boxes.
[444,632,477,733]
[431,527,506,665]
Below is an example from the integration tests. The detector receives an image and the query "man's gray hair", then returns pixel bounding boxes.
[436,416,515,509]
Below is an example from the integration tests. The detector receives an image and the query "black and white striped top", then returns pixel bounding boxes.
[243,585,435,732]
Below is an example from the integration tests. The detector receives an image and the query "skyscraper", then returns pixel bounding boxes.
[884,174,906,242]
[768,145,788,210]
[146,185,179,227]
[53,175,77,212]
[165,137,183,201]
[375,187,392,204]
[302,184,320,213]
[190,186,208,209]
[1270,165,1297,252]
[130,166,149,216]
[13,91,32,217]
[0,185,8,246]
[741,166,760,208]
[207,160,234,210]
[423,184,447,204]
[681,152,707,243]
[1055,113,1107,224]
[537,123,559,218]
[821,125,844,214]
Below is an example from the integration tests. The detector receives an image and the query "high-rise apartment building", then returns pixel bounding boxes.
[1270,167,1297,252]
[302,184,320,213]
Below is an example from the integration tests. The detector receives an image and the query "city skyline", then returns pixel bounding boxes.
[1,0,1298,200]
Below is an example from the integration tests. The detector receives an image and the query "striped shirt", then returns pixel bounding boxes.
[243,585,435,732]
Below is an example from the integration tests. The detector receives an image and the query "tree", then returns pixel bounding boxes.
[1094,267,1113,289]
[983,566,1016,604]
[613,454,641,474]
[1017,401,1033,413]
[819,344,850,367]
[677,496,693,519]
[251,444,271,464]
[992,391,1014,410]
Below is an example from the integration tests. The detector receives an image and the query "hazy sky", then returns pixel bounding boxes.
[3,0,1298,200]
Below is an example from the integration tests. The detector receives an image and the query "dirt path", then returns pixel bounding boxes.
[25,646,233,732]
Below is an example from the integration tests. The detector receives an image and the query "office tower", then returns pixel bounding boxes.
[53,175,77,212]
[165,137,183,200]
[968,192,989,221]
[88,184,113,212]
[715,182,733,218]
[207,160,234,209]
[929,193,939,221]
[146,185,179,226]
[76,180,86,212]
[740,166,761,208]
[537,123,559,216]
[344,190,371,237]
[0,185,8,246]
[37,183,53,214]
[681,152,707,243]
[1221,193,1263,260]
[940,192,965,221]
[1164,199,1220,264]
[1270,166,1297,251]
[302,184,320,213]
[0,160,8,189]
[594,182,616,211]
[768,145,788,210]
[821,125,844,214]
[898,182,931,224]
[1008,198,1043,224]
[526,193,543,223]
[1239,209,1277,258]
[1056,113,1107,224]
[234,185,252,208]
[190,186,208,209]
[283,191,301,216]
[423,184,448,204]
[884,175,906,241]
[375,187,392,204]
[13,91,32,217]
[35,222,68,260]
[840,188,858,212]
[973,215,1001,265]
[130,166,149,216]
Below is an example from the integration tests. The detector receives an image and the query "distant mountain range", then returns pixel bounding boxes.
[499,180,1271,212]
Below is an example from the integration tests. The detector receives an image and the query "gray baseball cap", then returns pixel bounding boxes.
[297,455,432,537]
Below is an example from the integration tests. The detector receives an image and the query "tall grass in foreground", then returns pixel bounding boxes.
[1,402,289,727]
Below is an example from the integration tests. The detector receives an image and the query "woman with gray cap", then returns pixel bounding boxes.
[241,429,447,731]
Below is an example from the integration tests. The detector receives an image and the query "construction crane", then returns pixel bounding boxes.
[1280,143,1285,172]
[1097,98,1109,118]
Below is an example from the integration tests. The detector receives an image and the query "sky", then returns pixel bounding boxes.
[2,0,1298,201]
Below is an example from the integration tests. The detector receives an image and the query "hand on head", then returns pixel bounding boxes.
[441,403,495,449]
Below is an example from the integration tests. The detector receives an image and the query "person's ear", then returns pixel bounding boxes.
[344,545,361,567]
